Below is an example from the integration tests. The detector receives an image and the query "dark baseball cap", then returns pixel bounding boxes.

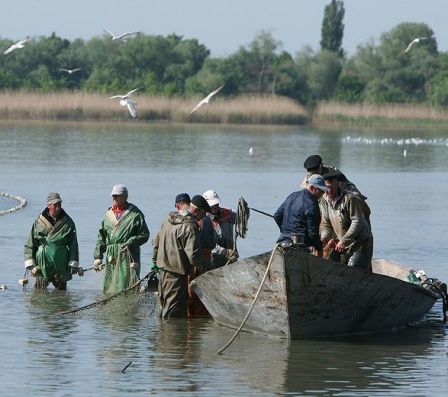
[303,154,323,171]
[175,193,191,205]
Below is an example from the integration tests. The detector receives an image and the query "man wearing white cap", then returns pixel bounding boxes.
[24,192,80,290]
[274,174,328,255]
[93,184,150,293]
[203,190,238,268]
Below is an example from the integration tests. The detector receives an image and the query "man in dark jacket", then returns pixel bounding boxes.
[274,174,328,255]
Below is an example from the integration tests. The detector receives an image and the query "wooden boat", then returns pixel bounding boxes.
[189,246,447,339]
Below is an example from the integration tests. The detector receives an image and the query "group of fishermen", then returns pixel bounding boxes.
[23,154,372,317]
[23,185,237,318]
[275,154,373,270]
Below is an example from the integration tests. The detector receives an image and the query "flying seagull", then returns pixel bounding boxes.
[404,37,427,54]
[59,68,82,74]
[190,85,224,114]
[103,30,141,42]
[3,38,28,55]
[109,88,140,118]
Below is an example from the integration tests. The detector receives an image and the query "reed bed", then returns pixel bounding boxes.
[3,92,448,126]
[314,101,448,126]
[0,91,308,125]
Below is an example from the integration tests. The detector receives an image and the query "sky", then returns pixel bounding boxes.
[2,1,448,57]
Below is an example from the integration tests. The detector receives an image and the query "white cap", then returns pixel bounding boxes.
[111,184,128,196]
[203,190,220,206]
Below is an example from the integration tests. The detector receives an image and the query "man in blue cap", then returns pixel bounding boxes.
[274,174,328,255]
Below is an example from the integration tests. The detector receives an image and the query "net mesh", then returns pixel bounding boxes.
[21,267,159,318]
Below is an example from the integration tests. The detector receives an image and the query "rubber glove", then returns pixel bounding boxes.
[24,259,35,270]
[93,259,104,272]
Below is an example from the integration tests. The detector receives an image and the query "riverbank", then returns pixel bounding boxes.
[1,92,448,127]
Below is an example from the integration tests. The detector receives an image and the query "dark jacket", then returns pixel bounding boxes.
[274,189,323,251]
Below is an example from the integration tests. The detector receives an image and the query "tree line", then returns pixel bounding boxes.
[1,0,447,108]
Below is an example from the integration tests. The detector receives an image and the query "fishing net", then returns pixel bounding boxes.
[0,191,27,215]
[235,196,250,240]
[19,254,159,318]
[60,270,159,318]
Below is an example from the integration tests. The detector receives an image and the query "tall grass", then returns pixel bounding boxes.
[0,91,308,125]
[314,101,448,126]
[2,92,448,126]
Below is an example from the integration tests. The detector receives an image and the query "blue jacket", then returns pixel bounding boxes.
[274,189,323,251]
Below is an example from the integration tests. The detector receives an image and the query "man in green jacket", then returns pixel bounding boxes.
[93,184,150,293]
[24,192,79,290]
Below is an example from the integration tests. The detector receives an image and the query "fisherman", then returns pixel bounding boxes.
[203,190,238,268]
[24,192,80,290]
[93,184,150,293]
[320,171,373,270]
[155,194,211,318]
[274,174,328,255]
[300,154,371,225]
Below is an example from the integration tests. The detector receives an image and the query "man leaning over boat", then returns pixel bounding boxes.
[274,174,328,255]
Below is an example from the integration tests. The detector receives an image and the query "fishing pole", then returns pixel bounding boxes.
[249,207,274,219]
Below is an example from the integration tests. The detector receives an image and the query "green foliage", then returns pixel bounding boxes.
[320,0,345,56]
[0,18,447,109]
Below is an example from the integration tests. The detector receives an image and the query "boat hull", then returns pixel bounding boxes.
[190,247,441,339]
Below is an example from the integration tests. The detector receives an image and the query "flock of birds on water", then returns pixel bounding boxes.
[1,30,225,119]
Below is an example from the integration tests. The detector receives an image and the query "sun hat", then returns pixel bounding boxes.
[111,184,128,196]
[47,192,62,205]
[308,174,328,191]
[203,190,220,206]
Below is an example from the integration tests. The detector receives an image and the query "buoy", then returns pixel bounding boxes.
[0,285,8,290]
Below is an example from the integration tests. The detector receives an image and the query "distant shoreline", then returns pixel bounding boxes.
[1,92,448,127]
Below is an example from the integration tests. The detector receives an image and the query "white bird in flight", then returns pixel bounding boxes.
[103,30,141,42]
[109,88,140,118]
[3,38,28,55]
[59,68,82,74]
[404,37,427,54]
[190,85,224,114]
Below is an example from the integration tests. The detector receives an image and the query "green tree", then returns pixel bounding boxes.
[320,0,345,56]
[353,22,438,103]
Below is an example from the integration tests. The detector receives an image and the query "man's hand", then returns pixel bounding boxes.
[225,249,239,263]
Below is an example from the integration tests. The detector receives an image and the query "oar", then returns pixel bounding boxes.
[249,207,274,218]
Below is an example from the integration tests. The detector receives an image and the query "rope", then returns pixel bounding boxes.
[422,279,448,323]
[0,191,27,215]
[216,242,280,355]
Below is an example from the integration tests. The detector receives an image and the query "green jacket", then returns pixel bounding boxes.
[154,210,209,275]
[94,203,149,293]
[24,208,79,283]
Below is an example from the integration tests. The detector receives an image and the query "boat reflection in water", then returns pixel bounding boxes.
[152,312,446,395]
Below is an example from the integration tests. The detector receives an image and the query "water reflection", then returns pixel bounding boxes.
[1,121,448,396]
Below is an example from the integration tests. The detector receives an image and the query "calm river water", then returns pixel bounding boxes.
[1,120,448,396]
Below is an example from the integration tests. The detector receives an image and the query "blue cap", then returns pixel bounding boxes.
[308,174,328,191]
[175,193,191,205]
